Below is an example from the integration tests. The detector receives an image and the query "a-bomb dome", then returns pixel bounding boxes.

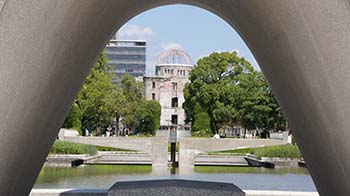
[156,49,193,65]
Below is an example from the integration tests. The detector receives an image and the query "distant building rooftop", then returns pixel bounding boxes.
[107,40,146,47]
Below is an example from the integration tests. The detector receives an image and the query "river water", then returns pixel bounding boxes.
[34,165,317,191]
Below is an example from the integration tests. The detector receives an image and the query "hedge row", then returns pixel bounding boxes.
[50,140,97,155]
[50,141,133,154]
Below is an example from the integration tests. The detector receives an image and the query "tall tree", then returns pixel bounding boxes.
[184,51,286,135]
[191,103,211,136]
[75,50,116,134]
[116,74,144,130]
[62,102,82,134]
[137,100,161,135]
[63,52,161,136]
[184,51,254,133]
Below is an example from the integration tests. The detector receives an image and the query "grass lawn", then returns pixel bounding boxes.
[208,144,302,159]
[50,140,135,155]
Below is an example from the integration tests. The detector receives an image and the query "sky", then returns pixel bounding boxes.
[116,5,260,75]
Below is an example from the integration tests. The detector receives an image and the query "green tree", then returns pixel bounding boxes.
[137,100,161,135]
[63,51,161,136]
[234,70,265,131]
[236,72,286,133]
[184,51,286,136]
[63,102,82,135]
[115,74,144,130]
[75,50,116,135]
[191,103,211,137]
[184,51,254,134]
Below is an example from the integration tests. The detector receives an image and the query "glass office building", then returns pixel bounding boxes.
[106,39,146,83]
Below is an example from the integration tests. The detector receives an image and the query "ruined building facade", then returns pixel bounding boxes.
[144,49,193,131]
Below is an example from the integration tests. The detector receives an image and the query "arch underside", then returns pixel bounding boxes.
[0,0,349,195]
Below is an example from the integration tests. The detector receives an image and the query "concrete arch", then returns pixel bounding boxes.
[0,0,349,195]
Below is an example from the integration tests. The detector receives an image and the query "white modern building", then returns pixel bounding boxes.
[105,35,146,83]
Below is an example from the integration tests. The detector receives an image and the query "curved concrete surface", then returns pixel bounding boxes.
[0,0,349,195]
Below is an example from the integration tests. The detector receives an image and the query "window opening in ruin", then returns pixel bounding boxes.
[171,115,178,125]
[172,82,177,90]
[172,97,178,107]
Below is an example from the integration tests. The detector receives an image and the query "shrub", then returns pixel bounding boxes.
[50,140,97,155]
[63,103,82,135]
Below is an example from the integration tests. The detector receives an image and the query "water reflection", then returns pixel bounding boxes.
[34,165,316,192]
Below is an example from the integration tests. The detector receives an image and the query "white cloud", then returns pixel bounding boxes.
[160,42,183,50]
[117,25,155,40]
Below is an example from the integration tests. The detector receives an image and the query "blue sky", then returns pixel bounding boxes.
[116,5,260,75]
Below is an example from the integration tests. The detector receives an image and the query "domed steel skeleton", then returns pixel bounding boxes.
[156,49,193,65]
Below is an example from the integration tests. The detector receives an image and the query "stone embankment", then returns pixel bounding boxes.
[46,153,303,168]
[85,152,152,165]
[194,155,248,166]
[46,152,153,166]
[260,157,301,168]
[46,154,90,167]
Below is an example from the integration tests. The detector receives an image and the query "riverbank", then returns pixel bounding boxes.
[46,153,303,169]
[46,152,152,166]
[34,165,315,191]
[48,141,304,168]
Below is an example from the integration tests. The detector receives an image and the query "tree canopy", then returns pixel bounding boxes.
[114,74,144,130]
[62,51,160,135]
[75,50,116,134]
[137,100,161,135]
[184,51,286,135]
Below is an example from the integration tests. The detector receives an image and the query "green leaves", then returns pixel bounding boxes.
[63,51,161,135]
[115,74,144,130]
[113,75,161,135]
[137,100,161,135]
[63,50,115,134]
[76,50,116,133]
[192,103,211,137]
[63,103,82,134]
[184,51,286,134]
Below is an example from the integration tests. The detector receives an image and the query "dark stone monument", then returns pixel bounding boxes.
[108,179,245,196]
